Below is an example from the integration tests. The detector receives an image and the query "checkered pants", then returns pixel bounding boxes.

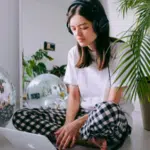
[12,101,131,147]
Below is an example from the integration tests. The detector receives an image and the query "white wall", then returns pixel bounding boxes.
[107,0,136,38]
[22,0,75,69]
[0,0,20,106]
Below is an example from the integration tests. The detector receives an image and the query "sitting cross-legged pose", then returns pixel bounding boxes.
[12,0,134,149]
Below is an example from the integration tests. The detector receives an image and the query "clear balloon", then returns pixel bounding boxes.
[25,74,68,109]
[0,66,16,127]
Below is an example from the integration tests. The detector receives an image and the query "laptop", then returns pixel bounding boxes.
[0,127,57,150]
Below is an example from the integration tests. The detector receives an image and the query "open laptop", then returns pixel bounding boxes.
[0,127,57,150]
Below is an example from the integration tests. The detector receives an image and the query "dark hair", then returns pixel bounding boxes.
[66,0,115,69]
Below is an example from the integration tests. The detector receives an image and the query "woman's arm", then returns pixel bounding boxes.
[74,87,127,126]
[65,85,81,124]
[107,87,126,104]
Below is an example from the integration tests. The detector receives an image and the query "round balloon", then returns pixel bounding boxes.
[26,74,68,109]
[0,66,16,127]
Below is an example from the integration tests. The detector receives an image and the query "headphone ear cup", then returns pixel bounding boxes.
[68,27,73,34]
[93,20,100,34]
[93,18,109,34]
[66,22,73,34]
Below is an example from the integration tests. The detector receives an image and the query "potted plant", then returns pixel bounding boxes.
[23,49,54,89]
[115,1,150,130]
[49,64,67,79]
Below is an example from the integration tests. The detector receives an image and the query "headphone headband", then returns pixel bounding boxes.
[67,0,109,34]
[67,0,99,16]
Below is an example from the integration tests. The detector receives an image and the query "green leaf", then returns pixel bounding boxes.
[26,67,32,77]
[43,53,54,61]
[124,71,137,100]
[113,57,135,84]
[117,63,137,98]
[140,61,150,78]
[60,64,67,69]
[142,37,150,54]
[37,62,47,74]
[34,50,43,60]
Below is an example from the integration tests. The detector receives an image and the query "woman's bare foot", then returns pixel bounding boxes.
[89,138,107,150]
[76,133,107,149]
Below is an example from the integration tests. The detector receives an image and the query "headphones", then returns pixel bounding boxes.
[67,0,109,35]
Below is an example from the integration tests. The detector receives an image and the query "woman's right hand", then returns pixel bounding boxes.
[54,120,81,149]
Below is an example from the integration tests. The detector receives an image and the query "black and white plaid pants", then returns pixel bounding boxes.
[12,101,131,148]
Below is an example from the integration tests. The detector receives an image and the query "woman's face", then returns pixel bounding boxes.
[69,14,97,47]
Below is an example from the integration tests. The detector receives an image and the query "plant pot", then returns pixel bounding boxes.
[138,78,150,131]
[140,99,150,131]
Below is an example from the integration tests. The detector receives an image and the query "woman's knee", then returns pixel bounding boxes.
[95,101,119,110]
[95,101,127,131]
[89,101,127,129]
[95,101,120,117]
[12,108,28,127]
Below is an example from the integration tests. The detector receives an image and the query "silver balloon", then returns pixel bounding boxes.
[26,74,68,109]
[0,66,16,127]
[26,95,67,109]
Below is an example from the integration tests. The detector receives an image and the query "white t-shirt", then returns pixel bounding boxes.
[63,42,134,128]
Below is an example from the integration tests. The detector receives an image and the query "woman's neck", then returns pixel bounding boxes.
[88,42,96,51]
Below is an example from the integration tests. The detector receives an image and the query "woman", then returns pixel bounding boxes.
[12,0,134,149]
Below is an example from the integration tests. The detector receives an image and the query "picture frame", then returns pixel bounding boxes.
[44,41,55,51]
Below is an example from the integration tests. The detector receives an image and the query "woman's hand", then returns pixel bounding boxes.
[54,120,81,150]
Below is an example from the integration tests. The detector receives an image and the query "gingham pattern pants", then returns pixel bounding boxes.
[12,101,131,146]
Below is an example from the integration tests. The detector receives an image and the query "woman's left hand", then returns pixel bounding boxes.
[55,120,81,150]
